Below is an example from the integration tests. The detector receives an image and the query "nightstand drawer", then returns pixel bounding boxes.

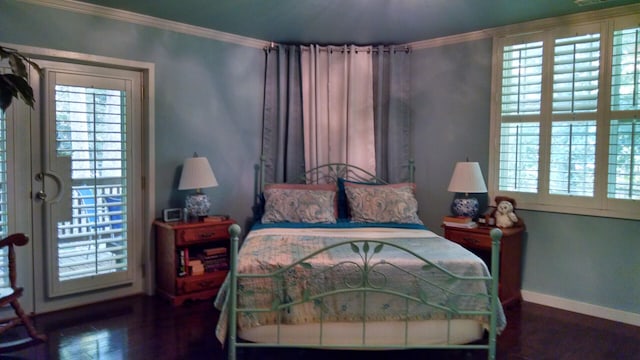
[446,229,492,249]
[177,272,227,294]
[176,224,229,245]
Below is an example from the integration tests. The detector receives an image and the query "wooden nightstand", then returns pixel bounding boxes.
[154,218,235,306]
[443,224,524,307]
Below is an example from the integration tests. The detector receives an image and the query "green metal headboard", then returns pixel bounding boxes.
[255,156,415,198]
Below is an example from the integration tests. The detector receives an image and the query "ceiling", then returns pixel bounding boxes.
[75,0,637,45]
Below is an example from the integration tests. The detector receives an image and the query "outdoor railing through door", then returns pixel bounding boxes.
[57,184,126,281]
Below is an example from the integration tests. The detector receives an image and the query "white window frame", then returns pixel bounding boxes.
[489,14,640,220]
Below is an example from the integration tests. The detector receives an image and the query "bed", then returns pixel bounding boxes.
[215,161,505,359]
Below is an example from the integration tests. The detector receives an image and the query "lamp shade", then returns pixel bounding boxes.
[178,156,218,191]
[447,162,487,194]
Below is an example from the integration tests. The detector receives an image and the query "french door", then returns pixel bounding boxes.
[1,58,146,314]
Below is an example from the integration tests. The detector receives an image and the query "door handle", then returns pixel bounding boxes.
[35,190,47,200]
[34,171,64,203]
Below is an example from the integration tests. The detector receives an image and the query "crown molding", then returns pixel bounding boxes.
[408,3,640,50]
[19,0,271,49]
[19,0,640,51]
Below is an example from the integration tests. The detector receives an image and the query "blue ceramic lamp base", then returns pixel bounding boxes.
[185,192,210,221]
[451,197,480,219]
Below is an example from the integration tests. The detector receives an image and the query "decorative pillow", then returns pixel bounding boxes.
[337,178,376,219]
[344,183,422,224]
[263,183,338,215]
[338,179,417,219]
[261,184,337,224]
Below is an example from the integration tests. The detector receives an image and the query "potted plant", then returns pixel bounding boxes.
[0,46,42,112]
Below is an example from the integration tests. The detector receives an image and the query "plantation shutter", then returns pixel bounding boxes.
[55,85,128,283]
[608,26,640,200]
[611,27,640,111]
[492,18,640,219]
[498,41,543,193]
[0,109,7,288]
[501,41,543,115]
[40,62,141,299]
[549,33,600,197]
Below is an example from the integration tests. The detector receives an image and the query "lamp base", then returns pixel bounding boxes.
[451,197,479,218]
[185,193,210,221]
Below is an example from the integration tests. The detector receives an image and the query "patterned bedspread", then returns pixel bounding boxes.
[215,227,506,344]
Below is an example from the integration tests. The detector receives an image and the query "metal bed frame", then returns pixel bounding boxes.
[224,162,502,359]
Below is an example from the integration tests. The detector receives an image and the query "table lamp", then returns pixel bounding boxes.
[178,153,218,221]
[447,161,487,218]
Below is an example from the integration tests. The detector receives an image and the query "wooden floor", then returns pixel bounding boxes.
[2,295,639,359]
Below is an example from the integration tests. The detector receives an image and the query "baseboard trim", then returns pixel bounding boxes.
[522,290,640,327]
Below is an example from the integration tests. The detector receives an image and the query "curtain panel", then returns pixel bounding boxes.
[300,45,376,177]
[261,45,305,184]
[261,44,413,185]
[373,45,412,183]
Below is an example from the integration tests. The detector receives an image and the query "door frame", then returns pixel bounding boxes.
[1,41,156,314]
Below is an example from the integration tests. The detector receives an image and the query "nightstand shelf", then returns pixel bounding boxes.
[443,224,524,307]
[154,218,235,306]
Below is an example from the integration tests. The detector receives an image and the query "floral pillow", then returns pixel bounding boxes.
[344,183,422,224]
[261,184,337,224]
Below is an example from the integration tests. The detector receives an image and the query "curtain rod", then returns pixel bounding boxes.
[265,42,411,54]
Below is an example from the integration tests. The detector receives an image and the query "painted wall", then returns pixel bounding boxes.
[2,0,638,317]
[411,39,640,315]
[0,0,264,228]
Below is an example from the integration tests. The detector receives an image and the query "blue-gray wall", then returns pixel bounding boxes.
[0,0,264,228]
[411,39,640,315]
[2,1,638,317]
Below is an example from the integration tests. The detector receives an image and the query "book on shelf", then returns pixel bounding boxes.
[200,253,226,260]
[203,247,227,256]
[204,215,230,223]
[442,216,473,224]
[203,262,228,272]
[188,259,205,276]
[201,258,228,267]
[177,249,187,277]
[443,221,478,228]
[197,252,229,272]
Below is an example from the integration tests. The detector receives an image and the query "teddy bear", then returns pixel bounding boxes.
[495,200,518,228]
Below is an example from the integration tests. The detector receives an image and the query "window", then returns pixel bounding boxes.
[609,26,640,201]
[490,15,640,219]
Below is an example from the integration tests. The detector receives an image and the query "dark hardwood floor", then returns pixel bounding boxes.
[2,295,638,359]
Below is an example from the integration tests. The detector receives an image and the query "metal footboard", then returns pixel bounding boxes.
[226,224,502,359]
